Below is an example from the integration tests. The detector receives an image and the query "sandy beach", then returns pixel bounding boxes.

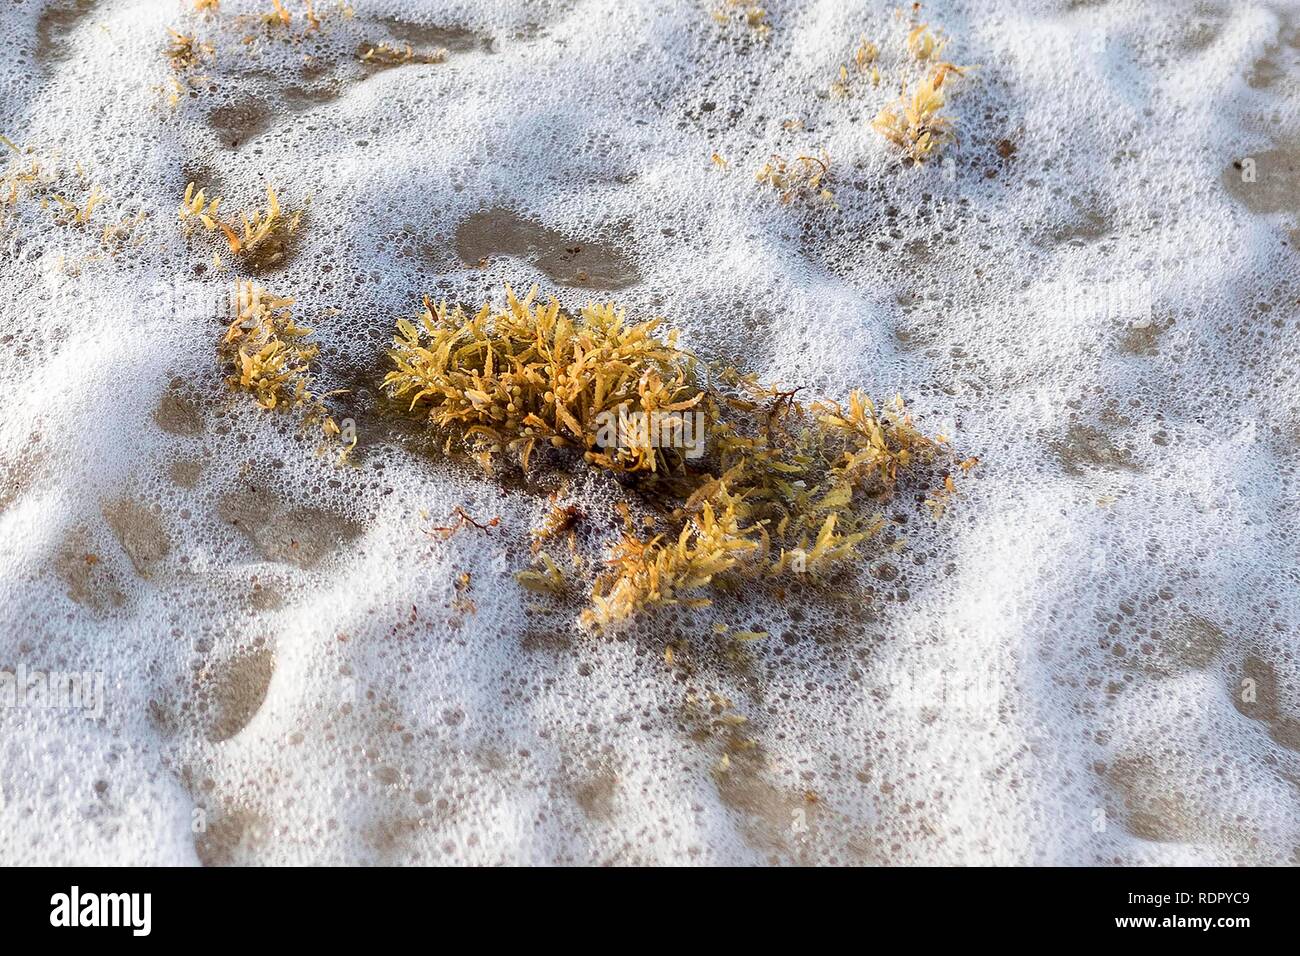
[1,0,1298,865]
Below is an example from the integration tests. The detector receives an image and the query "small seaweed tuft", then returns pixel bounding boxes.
[359,42,448,66]
[225,185,302,265]
[162,28,213,104]
[571,369,945,627]
[812,390,940,490]
[221,281,318,411]
[179,182,222,230]
[1,143,109,235]
[906,22,946,62]
[872,66,959,163]
[754,152,835,205]
[533,502,584,552]
[712,1,771,37]
[516,552,569,594]
[263,0,292,29]
[179,183,303,269]
[832,36,880,96]
[220,281,356,458]
[253,0,333,36]
[165,29,213,72]
[870,15,972,164]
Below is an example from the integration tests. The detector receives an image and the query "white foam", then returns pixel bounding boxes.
[1,0,1299,864]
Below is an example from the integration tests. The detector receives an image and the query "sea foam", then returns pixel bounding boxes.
[0,0,1298,864]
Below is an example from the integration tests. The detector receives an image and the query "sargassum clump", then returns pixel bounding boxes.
[384,286,954,630]
[384,285,702,475]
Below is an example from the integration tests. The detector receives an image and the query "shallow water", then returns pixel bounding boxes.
[1,0,1299,865]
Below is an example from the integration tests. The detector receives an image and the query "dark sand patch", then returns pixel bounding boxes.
[1053,423,1137,475]
[572,770,618,821]
[454,208,640,290]
[1104,755,1200,842]
[372,16,491,54]
[102,498,171,578]
[0,437,45,515]
[54,527,126,613]
[217,487,362,569]
[35,0,98,66]
[199,643,276,742]
[154,381,204,436]
[1233,654,1300,751]
[194,806,265,866]
[168,458,205,488]
[1223,146,1300,225]
[206,97,275,150]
